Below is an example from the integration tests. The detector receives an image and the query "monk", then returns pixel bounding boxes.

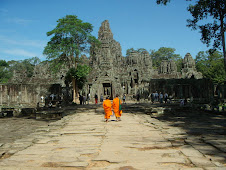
[103,96,112,122]
[113,94,122,121]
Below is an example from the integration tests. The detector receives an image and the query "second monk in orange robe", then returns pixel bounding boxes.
[103,96,112,122]
[113,94,122,121]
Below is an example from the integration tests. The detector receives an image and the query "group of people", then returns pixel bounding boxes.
[150,91,169,103]
[103,94,123,122]
[79,93,91,105]
[94,94,104,104]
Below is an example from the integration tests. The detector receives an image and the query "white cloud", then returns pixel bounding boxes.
[6,17,34,25]
[0,35,46,48]
[2,49,38,57]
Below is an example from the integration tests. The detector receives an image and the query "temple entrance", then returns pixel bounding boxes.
[103,83,112,99]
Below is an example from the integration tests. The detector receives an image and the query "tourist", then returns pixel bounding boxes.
[100,94,104,102]
[123,94,126,104]
[154,91,159,102]
[83,94,86,105]
[113,94,123,121]
[50,94,54,101]
[103,96,112,122]
[87,93,90,104]
[151,92,155,103]
[180,99,185,107]
[136,93,140,103]
[95,94,98,104]
[164,92,168,103]
[41,96,44,103]
[159,92,163,103]
[48,101,52,108]
[79,94,83,105]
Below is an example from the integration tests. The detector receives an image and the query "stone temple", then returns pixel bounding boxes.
[86,20,203,100]
[1,20,215,108]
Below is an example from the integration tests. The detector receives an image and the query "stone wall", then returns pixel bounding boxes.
[0,84,63,108]
[148,79,214,101]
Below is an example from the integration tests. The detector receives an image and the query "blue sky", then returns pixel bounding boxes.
[0,0,211,61]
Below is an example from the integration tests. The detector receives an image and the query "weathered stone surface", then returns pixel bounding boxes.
[182,53,203,79]
[0,104,226,169]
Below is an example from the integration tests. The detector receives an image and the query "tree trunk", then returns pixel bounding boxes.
[220,13,226,74]
[72,77,76,103]
[72,54,79,103]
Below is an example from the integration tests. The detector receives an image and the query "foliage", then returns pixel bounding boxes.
[65,64,91,89]
[187,0,226,49]
[43,15,99,69]
[187,0,226,73]
[156,0,191,5]
[156,0,226,73]
[150,47,182,70]
[9,57,40,78]
[27,57,41,66]
[0,57,40,83]
[126,48,135,56]
[0,60,10,83]
[195,50,226,84]
[43,15,99,98]
[137,48,147,53]
[156,0,171,5]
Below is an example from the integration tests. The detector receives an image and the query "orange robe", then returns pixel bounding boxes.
[103,99,112,119]
[113,97,122,118]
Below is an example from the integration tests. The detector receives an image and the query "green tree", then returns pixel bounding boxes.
[0,60,10,83]
[27,57,41,66]
[150,47,182,70]
[156,0,171,5]
[65,64,91,90]
[5,57,40,81]
[156,0,226,74]
[43,15,98,103]
[195,50,226,83]
[126,48,135,56]
[137,48,147,53]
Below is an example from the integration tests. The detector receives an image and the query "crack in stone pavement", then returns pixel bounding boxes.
[0,104,225,170]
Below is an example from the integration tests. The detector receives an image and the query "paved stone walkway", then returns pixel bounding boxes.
[0,105,225,169]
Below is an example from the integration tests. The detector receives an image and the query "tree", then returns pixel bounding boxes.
[156,0,171,5]
[187,0,226,73]
[7,58,37,79]
[126,48,135,56]
[0,60,10,83]
[27,57,41,66]
[195,50,226,84]
[65,64,91,90]
[43,15,98,103]
[156,0,226,74]
[150,47,182,70]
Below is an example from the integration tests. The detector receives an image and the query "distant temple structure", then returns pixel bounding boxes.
[86,20,203,100]
[1,20,212,108]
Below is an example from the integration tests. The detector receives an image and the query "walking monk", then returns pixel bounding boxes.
[113,94,122,121]
[103,96,112,122]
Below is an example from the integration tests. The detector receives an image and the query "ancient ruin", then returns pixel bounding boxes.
[86,20,203,100]
[1,19,221,109]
